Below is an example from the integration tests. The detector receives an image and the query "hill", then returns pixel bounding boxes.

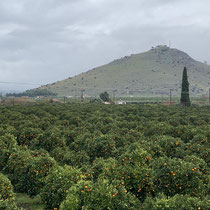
[38,45,210,97]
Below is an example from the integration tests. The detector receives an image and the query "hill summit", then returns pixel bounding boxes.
[39,45,210,97]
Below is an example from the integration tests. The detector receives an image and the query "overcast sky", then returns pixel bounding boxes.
[0,0,210,92]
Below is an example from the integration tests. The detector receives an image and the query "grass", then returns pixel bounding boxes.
[15,193,45,210]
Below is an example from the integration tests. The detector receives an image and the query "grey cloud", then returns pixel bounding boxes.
[0,0,209,92]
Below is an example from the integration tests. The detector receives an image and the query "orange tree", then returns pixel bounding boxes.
[87,144,155,202]
[144,121,172,137]
[114,144,154,201]
[143,193,210,210]
[23,153,58,197]
[151,157,209,197]
[29,127,66,152]
[63,150,90,169]
[40,165,81,209]
[3,148,32,193]
[16,127,43,146]
[0,134,17,170]
[4,148,57,197]
[85,134,117,162]
[0,173,17,210]
[0,103,210,208]
[88,157,118,181]
[145,135,185,158]
[60,179,140,210]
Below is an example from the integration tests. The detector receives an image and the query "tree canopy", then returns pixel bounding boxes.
[100,91,110,102]
[180,67,191,106]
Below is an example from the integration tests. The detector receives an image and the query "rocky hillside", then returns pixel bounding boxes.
[39,45,210,97]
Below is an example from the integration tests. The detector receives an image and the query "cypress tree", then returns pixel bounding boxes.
[100,91,110,102]
[180,67,191,106]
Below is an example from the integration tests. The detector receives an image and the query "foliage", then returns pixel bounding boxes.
[30,127,66,151]
[0,173,18,210]
[60,179,140,210]
[85,134,117,161]
[143,194,210,210]
[151,157,209,197]
[0,103,209,208]
[5,149,57,197]
[180,67,191,106]
[6,88,57,97]
[100,91,110,102]
[0,133,17,170]
[114,144,154,201]
[16,127,43,146]
[40,165,81,209]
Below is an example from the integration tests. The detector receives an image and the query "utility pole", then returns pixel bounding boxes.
[112,89,117,104]
[169,89,172,105]
[81,89,85,101]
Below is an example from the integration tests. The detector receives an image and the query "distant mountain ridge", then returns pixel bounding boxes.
[38,45,210,97]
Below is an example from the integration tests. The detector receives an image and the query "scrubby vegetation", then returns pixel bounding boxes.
[6,89,57,97]
[0,103,209,209]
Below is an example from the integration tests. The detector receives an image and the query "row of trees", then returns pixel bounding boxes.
[6,89,57,97]
[0,103,209,209]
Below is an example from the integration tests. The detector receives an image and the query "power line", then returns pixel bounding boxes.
[1,81,208,101]
[0,81,42,86]
[0,81,150,92]
[0,80,181,96]
[0,80,151,92]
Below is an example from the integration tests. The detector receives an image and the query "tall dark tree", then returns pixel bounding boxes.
[180,67,191,106]
[100,91,110,102]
